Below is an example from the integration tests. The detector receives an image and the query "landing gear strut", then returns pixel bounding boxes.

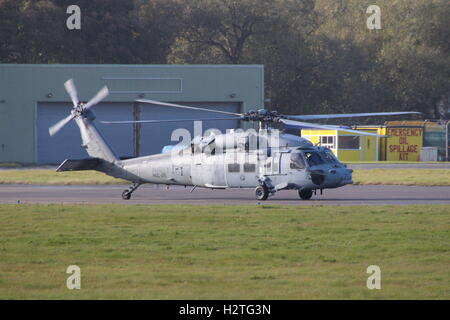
[122,183,141,200]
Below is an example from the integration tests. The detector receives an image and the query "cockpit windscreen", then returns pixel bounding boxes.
[302,149,339,166]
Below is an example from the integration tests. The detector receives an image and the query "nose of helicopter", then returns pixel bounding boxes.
[308,167,353,188]
[332,167,353,186]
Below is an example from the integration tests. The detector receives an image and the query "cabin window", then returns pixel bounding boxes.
[320,136,335,149]
[338,136,360,149]
[228,163,240,172]
[243,163,256,172]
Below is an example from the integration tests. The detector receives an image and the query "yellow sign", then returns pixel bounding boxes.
[386,127,423,161]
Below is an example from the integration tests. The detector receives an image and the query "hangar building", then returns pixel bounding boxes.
[0,64,264,164]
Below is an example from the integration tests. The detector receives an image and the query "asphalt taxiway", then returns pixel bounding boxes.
[0,184,449,206]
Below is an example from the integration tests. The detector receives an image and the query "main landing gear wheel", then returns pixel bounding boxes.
[255,185,269,201]
[298,189,313,200]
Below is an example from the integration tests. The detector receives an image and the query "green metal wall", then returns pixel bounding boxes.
[0,64,264,163]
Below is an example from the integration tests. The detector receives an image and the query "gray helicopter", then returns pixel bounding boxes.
[49,79,420,200]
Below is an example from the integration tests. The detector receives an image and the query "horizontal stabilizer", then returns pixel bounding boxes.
[56,158,101,172]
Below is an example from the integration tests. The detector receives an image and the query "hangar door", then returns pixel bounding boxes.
[138,102,241,156]
[37,102,134,164]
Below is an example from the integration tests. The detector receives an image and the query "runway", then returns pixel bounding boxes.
[1,184,449,206]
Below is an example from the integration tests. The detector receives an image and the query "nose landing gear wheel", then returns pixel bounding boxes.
[255,185,269,200]
[298,189,313,200]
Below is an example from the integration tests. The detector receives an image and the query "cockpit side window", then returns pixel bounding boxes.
[290,152,306,169]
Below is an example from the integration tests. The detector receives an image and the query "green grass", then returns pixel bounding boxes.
[1,169,450,186]
[0,204,448,299]
[0,163,22,168]
[353,169,450,186]
[0,170,127,185]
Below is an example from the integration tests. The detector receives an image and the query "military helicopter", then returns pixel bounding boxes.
[49,79,420,200]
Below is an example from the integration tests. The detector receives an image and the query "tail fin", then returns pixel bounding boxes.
[75,111,118,163]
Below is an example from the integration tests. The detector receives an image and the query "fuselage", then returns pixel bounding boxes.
[51,79,417,201]
[118,132,353,192]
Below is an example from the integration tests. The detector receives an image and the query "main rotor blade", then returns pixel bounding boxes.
[286,111,421,121]
[49,113,76,136]
[280,119,387,137]
[83,86,109,110]
[137,99,243,117]
[64,79,79,108]
[101,117,242,124]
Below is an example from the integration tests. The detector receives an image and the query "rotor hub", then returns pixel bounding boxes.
[242,109,281,122]
[74,102,85,114]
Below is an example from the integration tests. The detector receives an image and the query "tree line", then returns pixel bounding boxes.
[1,0,449,121]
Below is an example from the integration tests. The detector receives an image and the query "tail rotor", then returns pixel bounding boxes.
[48,79,109,136]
